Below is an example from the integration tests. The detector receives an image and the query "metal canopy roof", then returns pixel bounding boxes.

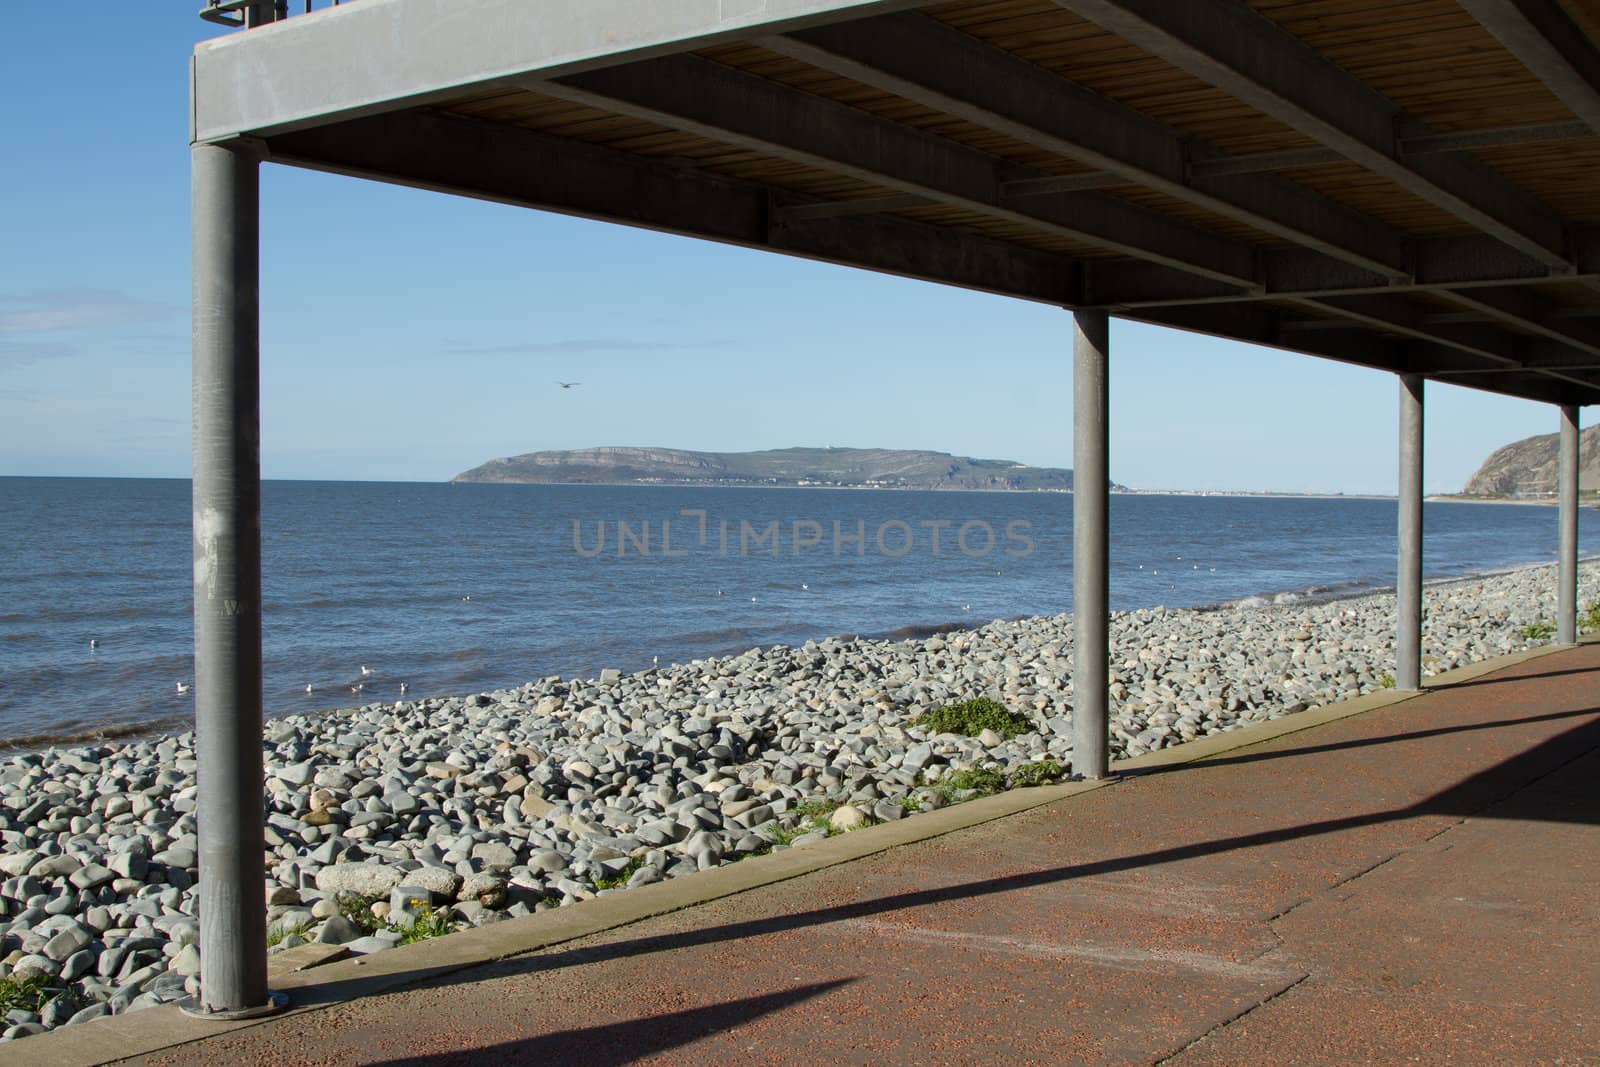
[193,0,1600,406]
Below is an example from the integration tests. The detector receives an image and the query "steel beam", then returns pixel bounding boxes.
[1397,374,1424,691]
[1459,0,1600,135]
[547,55,1258,284]
[1400,120,1592,155]
[1437,287,1600,359]
[190,142,271,1017]
[191,0,924,141]
[776,194,932,222]
[1305,294,1527,364]
[767,15,1407,277]
[781,120,1595,215]
[262,112,1600,408]
[1081,231,1600,309]
[1299,293,1600,394]
[1072,309,1111,780]
[1055,0,1572,269]
[1559,404,1580,644]
[1125,302,1586,406]
[265,110,1080,306]
[1186,120,1592,178]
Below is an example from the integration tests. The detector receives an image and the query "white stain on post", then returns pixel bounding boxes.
[194,502,227,594]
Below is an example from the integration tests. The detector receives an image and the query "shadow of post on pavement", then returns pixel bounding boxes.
[281,710,1599,1019]
[363,979,856,1067]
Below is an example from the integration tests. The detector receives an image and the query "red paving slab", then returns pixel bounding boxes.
[120,646,1600,1067]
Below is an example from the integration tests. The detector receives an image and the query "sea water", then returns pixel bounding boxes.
[0,477,1586,744]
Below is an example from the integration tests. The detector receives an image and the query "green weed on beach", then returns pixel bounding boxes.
[0,974,54,1015]
[911,698,1033,739]
[335,891,386,934]
[333,891,457,943]
[266,918,314,947]
[593,856,647,891]
[397,904,454,944]
[1010,759,1065,787]
[933,766,1007,799]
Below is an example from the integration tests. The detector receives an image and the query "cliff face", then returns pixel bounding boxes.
[1461,423,1600,496]
[453,446,1093,491]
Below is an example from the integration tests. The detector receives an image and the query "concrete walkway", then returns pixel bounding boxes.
[34,644,1600,1066]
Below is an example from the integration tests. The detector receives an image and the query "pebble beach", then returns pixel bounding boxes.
[1,560,1594,1040]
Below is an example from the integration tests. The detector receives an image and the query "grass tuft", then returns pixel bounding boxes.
[335,892,385,934]
[593,856,647,891]
[396,904,455,944]
[934,766,1007,798]
[1519,620,1556,640]
[267,919,314,947]
[1010,759,1064,787]
[792,799,840,821]
[0,974,54,1015]
[764,822,813,846]
[911,698,1033,739]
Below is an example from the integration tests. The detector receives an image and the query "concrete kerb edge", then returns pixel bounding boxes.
[26,638,1587,1067]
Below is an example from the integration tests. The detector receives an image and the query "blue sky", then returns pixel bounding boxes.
[0,7,1570,493]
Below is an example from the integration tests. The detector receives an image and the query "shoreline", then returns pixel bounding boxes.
[6,552,1594,752]
[1,559,1596,1039]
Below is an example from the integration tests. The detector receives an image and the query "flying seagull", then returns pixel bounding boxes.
[558,381,581,389]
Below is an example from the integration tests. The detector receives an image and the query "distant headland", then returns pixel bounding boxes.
[1457,423,1600,499]
[451,446,1111,491]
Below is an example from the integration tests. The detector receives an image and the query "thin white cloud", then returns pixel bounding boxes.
[0,290,179,335]
[0,339,74,367]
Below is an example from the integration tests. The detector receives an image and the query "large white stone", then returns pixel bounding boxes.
[313,862,404,898]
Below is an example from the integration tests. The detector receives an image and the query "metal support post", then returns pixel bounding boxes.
[1559,403,1579,645]
[1397,374,1424,691]
[1073,309,1111,778]
[189,141,277,1018]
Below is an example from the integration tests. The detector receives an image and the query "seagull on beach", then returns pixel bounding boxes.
[176,681,190,695]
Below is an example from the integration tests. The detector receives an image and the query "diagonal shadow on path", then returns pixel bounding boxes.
[286,712,1600,1016]
[362,979,855,1067]
[1124,705,1598,779]
[1427,663,1600,690]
